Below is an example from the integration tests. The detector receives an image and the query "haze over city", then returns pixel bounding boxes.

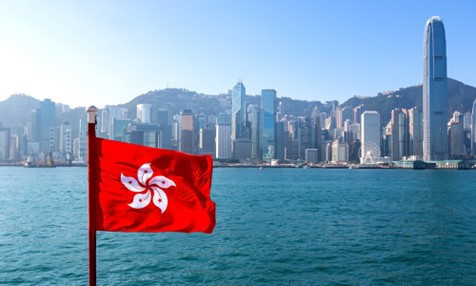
[1,0,476,107]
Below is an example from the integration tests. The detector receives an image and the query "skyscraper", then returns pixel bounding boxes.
[448,111,464,158]
[136,104,151,124]
[260,89,276,161]
[408,108,423,158]
[38,99,55,153]
[248,104,260,160]
[231,81,251,160]
[423,16,448,161]
[215,113,232,159]
[360,111,381,164]
[472,99,476,155]
[179,109,195,154]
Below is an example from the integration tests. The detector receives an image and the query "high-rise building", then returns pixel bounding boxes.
[157,109,170,125]
[35,99,55,153]
[260,89,276,161]
[59,122,72,160]
[336,106,353,129]
[408,108,423,158]
[311,107,322,162]
[248,105,260,160]
[112,118,131,142]
[179,109,195,154]
[275,121,285,160]
[136,104,152,124]
[360,111,381,164]
[472,99,476,156]
[215,113,232,159]
[199,126,215,157]
[423,16,448,161]
[78,119,87,163]
[354,104,365,124]
[448,111,465,158]
[331,140,349,163]
[0,125,11,161]
[101,107,128,138]
[304,148,318,163]
[231,81,250,159]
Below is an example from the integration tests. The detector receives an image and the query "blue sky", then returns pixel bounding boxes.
[0,0,475,108]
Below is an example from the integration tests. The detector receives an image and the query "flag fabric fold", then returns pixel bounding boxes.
[90,137,215,234]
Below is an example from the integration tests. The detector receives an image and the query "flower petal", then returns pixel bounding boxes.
[151,186,168,213]
[149,176,176,189]
[121,174,146,192]
[138,163,153,185]
[128,191,151,209]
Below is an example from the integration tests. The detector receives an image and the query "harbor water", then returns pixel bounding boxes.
[0,167,476,285]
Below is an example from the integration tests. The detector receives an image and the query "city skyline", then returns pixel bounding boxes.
[1,1,476,107]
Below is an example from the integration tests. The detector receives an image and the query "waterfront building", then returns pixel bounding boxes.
[331,140,349,163]
[0,125,11,161]
[304,148,318,163]
[349,123,361,141]
[157,108,170,125]
[354,104,365,124]
[260,89,276,161]
[360,111,381,164]
[472,99,476,155]
[78,119,87,163]
[215,113,232,159]
[448,111,465,158]
[33,99,56,153]
[179,109,195,154]
[336,106,353,129]
[199,126,215,157]
[311,107,322,162]
[112,118,131,142]
[423,16,448,161]
[101,106,128,138]
[275,121,285,160]
[248,105,260,160]
[409,108,423,158]
[231,81,249,159]
[463,111,472,131]
[59,122,72,161]
[136,104,151,124]
[325,141,333,162]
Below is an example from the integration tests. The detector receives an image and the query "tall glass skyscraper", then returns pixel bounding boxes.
[423,16,448,161]
[231,81,248,141]
[260,89,276,161]
[231,81,250,158]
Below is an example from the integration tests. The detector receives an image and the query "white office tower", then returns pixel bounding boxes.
[360,111,381,164]
[136,104,152,124]
[215,113,232,159]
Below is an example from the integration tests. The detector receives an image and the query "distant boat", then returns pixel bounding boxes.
[303,165,310,169]
[259,166,263,170]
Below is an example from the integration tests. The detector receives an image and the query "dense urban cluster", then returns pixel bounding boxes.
[0,16,475,168]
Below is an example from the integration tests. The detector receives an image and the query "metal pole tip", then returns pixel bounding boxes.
[86,106,97,113]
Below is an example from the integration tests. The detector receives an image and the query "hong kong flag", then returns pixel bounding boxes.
[89,136,216,234]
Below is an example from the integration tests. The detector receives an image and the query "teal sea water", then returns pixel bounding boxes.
[1,167,476,285]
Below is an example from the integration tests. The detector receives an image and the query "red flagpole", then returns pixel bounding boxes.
[87,106,97,286]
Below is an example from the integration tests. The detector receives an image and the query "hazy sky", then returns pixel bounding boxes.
[0,0,475,108]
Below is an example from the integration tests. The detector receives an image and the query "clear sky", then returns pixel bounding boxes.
[0,0,475,108]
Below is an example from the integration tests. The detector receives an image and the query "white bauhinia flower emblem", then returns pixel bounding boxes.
[120,163,176,213]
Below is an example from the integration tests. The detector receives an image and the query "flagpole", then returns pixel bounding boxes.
[87,106,97,286]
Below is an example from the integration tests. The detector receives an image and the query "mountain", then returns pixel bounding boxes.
[0,94,40,127]
[1,78,475,130]
[342,78,476,124]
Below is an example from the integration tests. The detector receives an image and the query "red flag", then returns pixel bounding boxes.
[89,137,215,234]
